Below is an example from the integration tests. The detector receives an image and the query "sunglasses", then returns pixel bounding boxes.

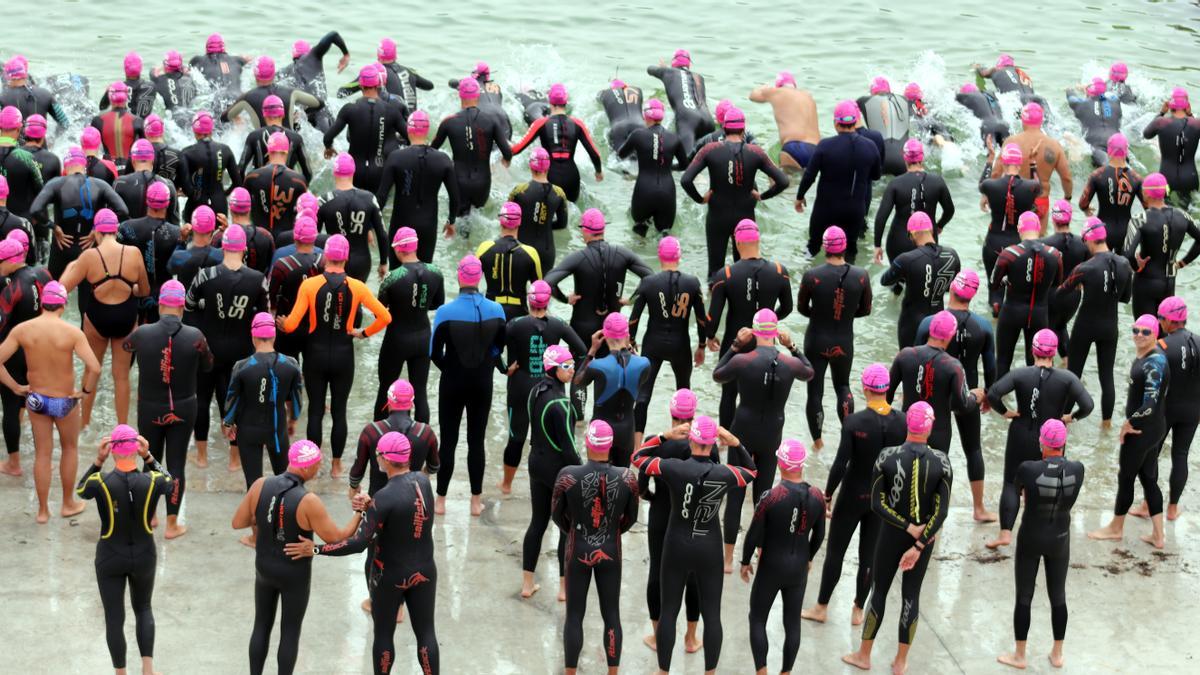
[835,115,858,124]
[1131,327,1155,337]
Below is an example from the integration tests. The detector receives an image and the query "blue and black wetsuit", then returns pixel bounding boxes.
[577,348,652,467]
[224,351,303,487]
[1115,349,1170,517]
[1067,91,1123,167]
[28,172,128,280]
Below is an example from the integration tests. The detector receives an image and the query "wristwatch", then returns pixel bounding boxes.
[312,545,320,556]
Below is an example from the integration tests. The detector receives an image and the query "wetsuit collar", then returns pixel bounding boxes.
[158,314,183,329]
[867,399,892,415]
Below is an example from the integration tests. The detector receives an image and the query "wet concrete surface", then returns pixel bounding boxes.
[4,435,1199,674]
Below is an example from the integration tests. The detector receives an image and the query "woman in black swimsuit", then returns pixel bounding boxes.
[59,208,149,427]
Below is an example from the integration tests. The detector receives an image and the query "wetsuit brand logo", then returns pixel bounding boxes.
[889,462,907,509]
[397,571,430,590]
[689,480,726,537]
[678,72,696,111]
[413,490,429,539]
[159,344,174,385]
[578,550,613,567]
[336,209,367,235]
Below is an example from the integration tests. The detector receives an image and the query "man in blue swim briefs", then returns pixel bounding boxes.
[749,71,821,171]
[0,280,101,523]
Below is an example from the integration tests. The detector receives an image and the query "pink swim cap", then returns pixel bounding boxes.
[671,49,691,68]
[3,58,27,80]
[192,111,214,136]
[292,40,311,60]
[23,113,46,139]
[959,83,979,94]
[1039,418,1067,449]
[254,56,275,81]
[906,401,936,435]
[643,98,665,121]
[392,227,419,253]
[458,77,480,100]
[332,152,355,176]
[164,50,183,73]
[130,139,155,162]
[64,146,87,168]
[610,79,626,89]
[359,64,381,89]
[1158,296,1187,323]
[527,279,552,309]
[722,106,745,131]
[288,439,322,468]
[293,215,318,244]
[378,38,397,62]
[457,254,483,286]
[548,83,568,106]
[206,33,225,54]
[1109,62,1128,82]
[752,307,779,338]
[714,99,732,126]
[907,211,933,233]
[144,114,164,138]
[1143,172,1168,199]
[929,310,958,341]
[1106,132,1128,158]
[262,95,285,117]
[833,100,860,125]
[689,415,718,445]
[249,311,275,339]
[0,176,7,200]
[1086,77,1107,97]
[1082,217,1107,243]
[157,279,186,307]
[3,228,23,250]
[0,239,23,263]
[1134,314,1160,337]
[110,424,140,456]
[902,138,924,163]
[408,109,431,135]
[602,312,630,340]
[222,223,247,251]
[42,281,68,306]
[0,106,21,131]
[904,82,922,102]
[122,53,142,80]
[387,379,415,410]
[1021,102,1044,126]
[996,54,1015,68]
[473,62,490,78]
[1033,328,1059,357]
[1001,142,1023,166]
[862,363,890,392]
[1017,211,1041,233]
[1051,199,1072,225]
[191,205,216,234]
[145,181,172,210]
[951,269,980,300]
[822,225,847,254]
[776,439,808,472]
[81,126,102,150]
[94,208,119,234]
[585,420,614,455]
[658,236,681,262]
[229,187,252,214]
[530,147,551,173]
[542,344,574,372]
[499,201,522,228]
[733,218,760,242]
[870,76,891,95]
[775,71,796,88]
[324,234,350,261]
[1170,87,1190,111]
[581,208,606,234]
[376,431,412,463]
[669,388,697,419]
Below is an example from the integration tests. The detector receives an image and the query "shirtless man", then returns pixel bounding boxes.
[748,71,820,172]
[0,281,101,523]
[991,102,1072,230]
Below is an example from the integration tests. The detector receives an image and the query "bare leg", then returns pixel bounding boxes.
[194,439,208,468]
[972,480,997,522]
[723,543,734,574]
[684,621,701,652]
[109,337,133,425]
[30,412,54,523]
[520,571,540,598]
[80,322,108,428]
[1088,515,1125,541]
[986,529,1013,549]
[1168,503,1183,521]
[1128,500,1150,519]
[892,643,911,675]
[557,575,566,602]
[1140,513,1165,549]
[997,639,1028,669]
[141,654,161,675]
[498,464,517,495]
[227,441,240,473]
[643,620,658,650]
[851,604,865,626]
[165,514,188,539]
[57,408,85,517]
[1048,640,1064,667]
[434,495,446,515]
[813,438,824,451]
[470,494,484,517]
[331,457,343,478]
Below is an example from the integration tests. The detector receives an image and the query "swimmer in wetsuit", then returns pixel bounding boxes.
[1066,77,1123,168]
[222,56,325,131]
[990,212,1065,378]
[1040,201,1088,358]
[1123,172,1200,318]
[149,51,197,120]
[647,49,715,157]
[189,33,249,112]
[141,114,186,188]
[990,102,1071,229]
[89,82,145,171]
[506,147,566,267]
[794,101,881,264]
[432,78,512,218]
[1145,297,1199,520]
[324,65,408,195]
[376,110,458,265]
[880,212,961,349]
[749,71,821,172]
[1078,132,1143,253]
[799,226,872,448]
[996,419,1084,671]
[345,38,433,111]
[618,99,687,236]
[352,379,440,502]
[974,53,1040,103]
[597,79,644,151]
[475,201,543,320]
[980,141,1042,279]
[687,99,761,164]
[956,82,1010,145]
[0,238,50,476]
[1142,87,1200,207]
[241,133,309,245]
[511,83,603,203]
[904,82,952,148]
[317,154,386,281]
[179,111,241,220]
[166,206,222,308]
[280,32,350,107]
[82,125,120,185]
[575,313,652,468]
[873,139,955,264]
[0,58,70,132]
[0,106,45,220]
[1107,62,1136,103]
[446,61,511,139]
[857,76,911,176]
[239,95,313,182]
[114,140,179,226]
[218,187,276,275]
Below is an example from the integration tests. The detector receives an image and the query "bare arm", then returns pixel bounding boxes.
[299,493,364,542]
[75,329,102,393]
[231,478,264,529]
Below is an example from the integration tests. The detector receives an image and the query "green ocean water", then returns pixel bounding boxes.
[8,0,1200,508]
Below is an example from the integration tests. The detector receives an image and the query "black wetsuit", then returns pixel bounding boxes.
[1142,114,1200,205]
[76,458,173,670]
[979,167,1041,279]
[880,242,962,348]
[1158,328,1200,505]
[167,243,221,295]
[317,471,439,675]
[862,441,952,645]
[987,365,1093,530]
[795,132,882,263]
[317,188,386,281]
[445,75,510,140]
[706,257,794,426]
[742,480,825,674]
[213,223,275,275]
[376,144,458,265]
[1079,164,1143,253]
[280,32,348,105]
[113,170,179,224]
[522,376,578,578]
[1012,455,1084,643]
[0,83,70,130]
[323,97,408,194]
[713,343,814,545]
[857,93,911,176]
[1040,230,1089,357]
[149,142,186,187]
[189,52,249,111]
[646,64,714,157]
[267,250,321,359]
[1067,92,1123,167]
[380,62,434,110]
[888,344,979,463]
[28,173,127,280]
[682,140,789,276]
[239,125,312,182]
[1123,206,1200,318]
[123,315,212,516]
[552,460,639,670]
[0,139,45,219]
[430,290,506,496]
[432,107,512,216]
[544,240,652,347]
[225,351,303,487]
[22,141,62,186]
[222,83,325,133]
[475,236,543,320]
[1060,251,1133,420]
[375,261,444,423]
[991,240,1064,378]
[597,84,644,151]
[817,402,907,608]
[956,89,1010,144]
[350,411,440,497]
[798,262,872,442]
[248,471,314,675]
[501,314,585,470]
[0,265,51,455]
[577,348,653,468]
[618,125,687,235]
[632,444,757,672]
[179,139,240,219]
[88,154,120,185]
[636,434,705,626]
[242,163,307,243]
[874,170,955,261]
[1116,349,1170,517]
[511,113,604,203]
[98,78,156,119]
[506,180,567,269]
[629,270,706,432]
[149,70,197,117]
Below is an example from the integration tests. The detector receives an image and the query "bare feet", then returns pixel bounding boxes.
[239,534,256,548]
[227,460,241,473]
[1128,501,1150,519]
[497,480,512,495]
[851,605,865,626]
[1087,524,1122,541]
[684,635,702,653]
[801,605,828,623]
[194,450,208,468]
[36,508,50,524]
[892,657,908,675]
[986,531,1012,549]
[165,523,188,539]
[61,500,86,518]
[997,653,1027,669]
[0,458,22,476]
[557,577,566,602]
[397,605,404,623]
[1100,419,1112,431]
[520,583,540,599]
[1168,504,1183,521]
[1048,652,1063,668]
[1140,532,1165,549]
[331,458,343,478]
[470,495,484,517]
[642,634,657,651]
[361,598,372,613]
[974,508,998,523]
[151,516,159,529]
[812,438,824,451]
[434,496,446,515]
[842,652,870,671]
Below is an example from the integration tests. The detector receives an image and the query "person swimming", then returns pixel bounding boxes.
[647,49,714,157]
[1066,77,1123,167]
[856,76,911,176]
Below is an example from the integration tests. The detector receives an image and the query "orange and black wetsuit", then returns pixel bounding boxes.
[511,113,603,202]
